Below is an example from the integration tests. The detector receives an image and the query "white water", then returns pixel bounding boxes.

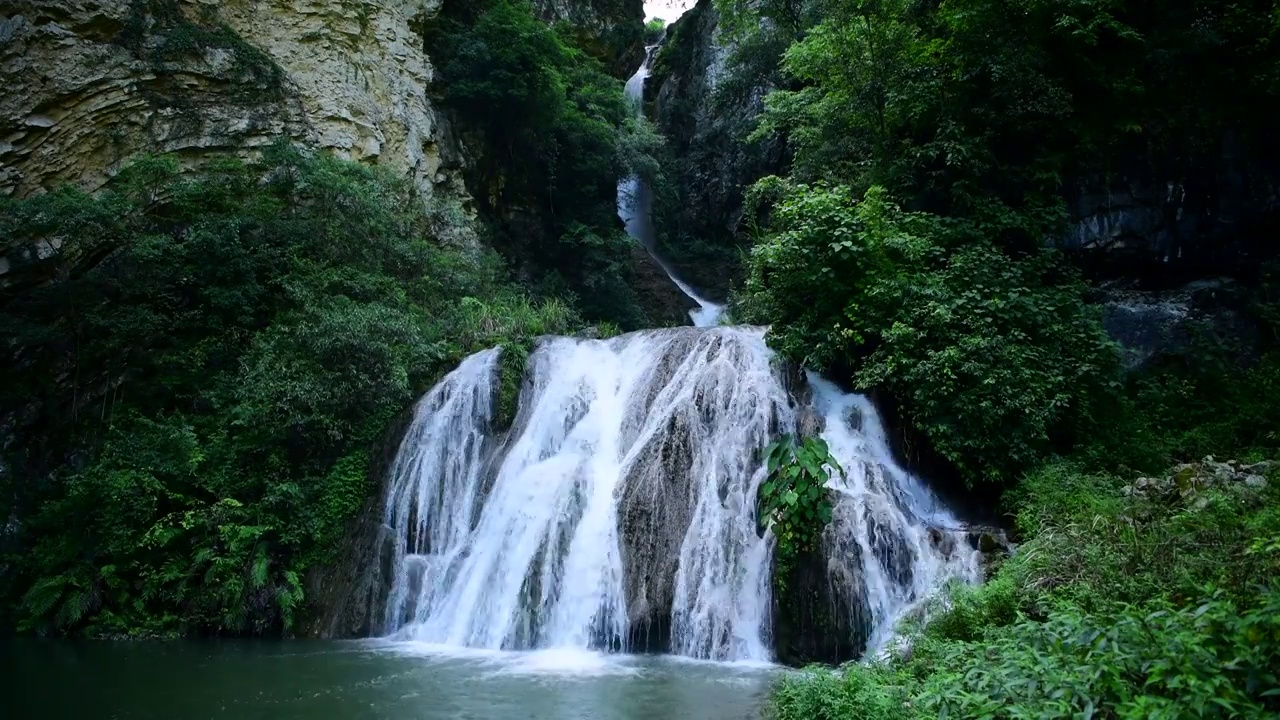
[379,328,979,662]
[384,328,787,659]
[373,50,981,667]
[617,48,725,328]
[808,375,980,654]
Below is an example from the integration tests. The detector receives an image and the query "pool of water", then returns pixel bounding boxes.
[0,640,778,719]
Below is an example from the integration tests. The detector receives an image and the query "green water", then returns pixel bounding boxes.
[0,640,777,719]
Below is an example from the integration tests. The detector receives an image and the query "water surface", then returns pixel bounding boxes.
[1,640,776,719]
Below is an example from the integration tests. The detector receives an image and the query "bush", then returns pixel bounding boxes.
[739,182,1120,486]
[769,461,1280,720]
[0,147,579,637]
[644,18,666,45]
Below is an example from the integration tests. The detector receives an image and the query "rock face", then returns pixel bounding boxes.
[770,495,873,666]
[1,0,469,214]
[1063,148,1279,270]
[533,0,645,77]
[627,245,700,327]
[1098,278,1260,371]
[645,0,786,300]
[1123,457,1271,507]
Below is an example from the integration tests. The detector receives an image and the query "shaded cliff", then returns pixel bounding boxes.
[533,0,645,77]
[644,0,787,301]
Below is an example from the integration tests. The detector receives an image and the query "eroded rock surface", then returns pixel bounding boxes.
[1,0,469,213]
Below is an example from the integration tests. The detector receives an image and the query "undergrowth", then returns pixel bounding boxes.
[770,460,1280,719]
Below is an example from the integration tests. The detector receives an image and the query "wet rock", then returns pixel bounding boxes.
[771,535,871,667]
[616,410,697,651]
[1097,280,1258,372]
[628,245,699,327]
[772,491,884,667]
[1121,457,1271,504]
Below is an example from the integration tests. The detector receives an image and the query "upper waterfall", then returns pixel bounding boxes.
[617,49,725,328]
[376,327,980,663]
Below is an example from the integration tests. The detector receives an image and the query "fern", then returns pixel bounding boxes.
[22,575,69,620]
[55,588,93,628]
[250,550,270,590]
[277,570,304,631]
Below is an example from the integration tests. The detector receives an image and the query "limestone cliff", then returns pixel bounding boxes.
[1,0,469,211]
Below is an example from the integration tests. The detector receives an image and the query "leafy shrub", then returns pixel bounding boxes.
[644,18,666,45]
[757,436,840,575]
[739,182,1119,486]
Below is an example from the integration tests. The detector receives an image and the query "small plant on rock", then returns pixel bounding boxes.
[758,435,843,573]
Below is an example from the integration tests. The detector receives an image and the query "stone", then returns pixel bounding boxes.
[1245,461,1275,476]
[645,0,786,301]
[1,0,472,231]
[771,497,872,667]
[532,0,644,77]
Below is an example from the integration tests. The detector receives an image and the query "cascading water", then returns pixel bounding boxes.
[376,328,979,662]
[382,328,788,659]
[617,47,724,328]
[369,51,982,666]
[809,375,980,655]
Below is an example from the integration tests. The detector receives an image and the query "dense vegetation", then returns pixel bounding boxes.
[772,460,1280,719]
[424,0,665,330]
[0,0,667,640]
[726,0,1280,485]
[696,0,1280,712]
[0,148,578,637]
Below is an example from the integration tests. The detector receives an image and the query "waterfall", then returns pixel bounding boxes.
[808,375,980,654]
[617,47,725,328]
[376,328,979,662]
[369,50,981,666]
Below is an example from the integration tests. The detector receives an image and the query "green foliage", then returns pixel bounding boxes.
[757,436,840,576]
[426,0,657,329]
[496,342,531,432]
[644,18,666,45]
[734,0,1280,485]
[770,461,1280,719]
[771,663,915,720]
[0,147,578,637]
[737,0,1280,712]
[740,182,1119,485]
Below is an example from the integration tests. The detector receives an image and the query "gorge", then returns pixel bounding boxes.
[3,0,1280,717]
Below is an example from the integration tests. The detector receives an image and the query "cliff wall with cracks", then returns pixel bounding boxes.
[0,0,471,220]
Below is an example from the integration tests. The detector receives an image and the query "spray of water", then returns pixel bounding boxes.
[377,328,978,662]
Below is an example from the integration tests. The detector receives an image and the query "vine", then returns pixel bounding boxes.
[758,435,843,581]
